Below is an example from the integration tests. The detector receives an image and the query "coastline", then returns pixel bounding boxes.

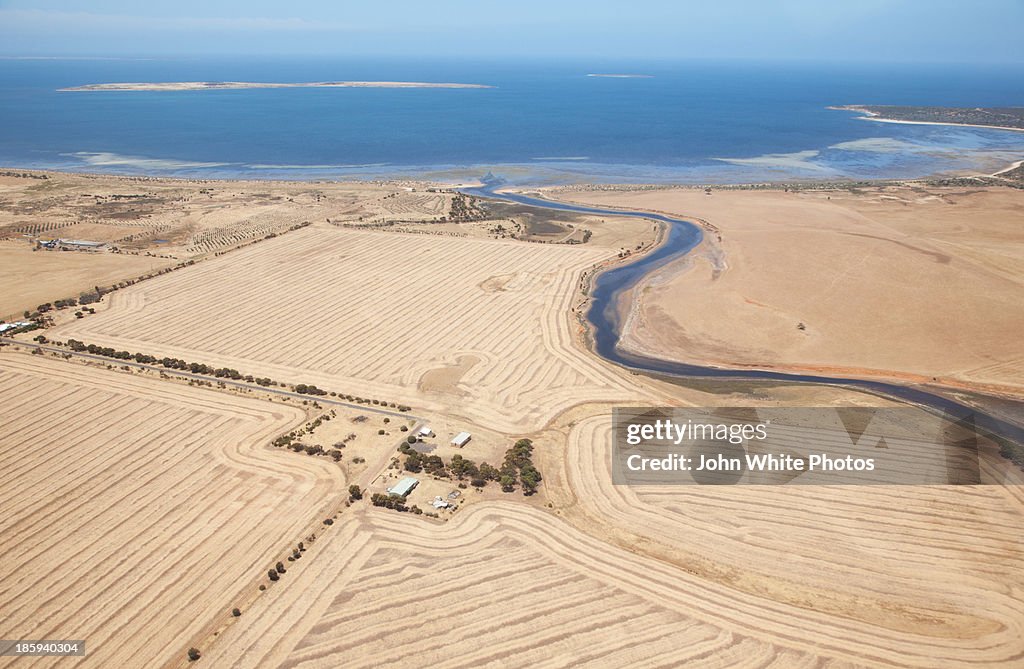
[860,116,1024,134]
[832,105,1024,135]
[993,159,1024,176]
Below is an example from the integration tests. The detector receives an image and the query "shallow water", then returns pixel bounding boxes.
[3,58,1024,183]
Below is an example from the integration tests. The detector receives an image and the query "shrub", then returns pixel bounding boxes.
[349,484,363,501]
[275,561,286,574]
[187,648,201,661]
[268,569,279,581]
[232,608,241,617]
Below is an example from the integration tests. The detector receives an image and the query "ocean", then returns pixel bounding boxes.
[1,57,1023,184]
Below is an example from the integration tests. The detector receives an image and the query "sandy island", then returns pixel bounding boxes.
[59,80,493,92]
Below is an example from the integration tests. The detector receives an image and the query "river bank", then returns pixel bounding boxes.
[465,178,1024,448]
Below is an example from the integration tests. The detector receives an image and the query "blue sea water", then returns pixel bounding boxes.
[1,57,1023,184]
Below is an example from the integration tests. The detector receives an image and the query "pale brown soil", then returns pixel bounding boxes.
[50,224,658,433]
[5,172,1024,668]
[0,352,340,669]
[0,244,175,317]
[556,185,1024,395]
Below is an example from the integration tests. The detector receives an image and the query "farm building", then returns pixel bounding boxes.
[418,426,434,438]
[451,431,472,447]
[59,239,107,252]
[387,477,419,498]
[0,321,33,334]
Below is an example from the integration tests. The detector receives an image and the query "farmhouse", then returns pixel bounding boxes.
[387,477,419,498]
[418,426,434,438]
[451,431,472,447]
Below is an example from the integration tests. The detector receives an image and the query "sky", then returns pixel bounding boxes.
[0,0,1022,64]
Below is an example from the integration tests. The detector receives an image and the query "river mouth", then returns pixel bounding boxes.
[461,177,1024,451]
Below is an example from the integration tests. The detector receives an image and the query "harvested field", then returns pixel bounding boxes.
[196,488,1024,669]
[0,353,341,668]
[197,504,815,668]
[0,244,176,318]
[557,413,1024,667]
[52,225,655,432]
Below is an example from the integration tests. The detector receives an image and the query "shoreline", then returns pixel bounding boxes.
[831,105,1024,135]
[993,159,1024,176]
[5,161,1021,193]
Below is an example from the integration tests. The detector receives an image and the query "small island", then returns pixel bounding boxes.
[832,104,1024,132]
[59,80,493,92]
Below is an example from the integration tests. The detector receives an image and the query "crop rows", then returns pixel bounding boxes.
[54,226,647,432]
[0,354,341,668]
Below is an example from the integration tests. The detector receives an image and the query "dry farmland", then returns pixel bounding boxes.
[198,503,824,669]
[7,171,1024,669]
[193,488,1024,669]
[557,414,1024,667]
[0,244,176,318]
[52,224,656,433]
[0,353,340,669]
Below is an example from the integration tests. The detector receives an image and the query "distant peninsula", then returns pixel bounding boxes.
[832,104,1024,132]
[586,74,653,79]
[59,81,493,92]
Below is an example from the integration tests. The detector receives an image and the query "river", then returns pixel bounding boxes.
[461,177,1024,449]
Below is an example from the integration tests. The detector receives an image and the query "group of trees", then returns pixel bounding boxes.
[445,193,485,222]
[64,339,253,381]
[54,338,410,412]
[504,439,542,495]
[370,492,422,514]
[394,438,542,495]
